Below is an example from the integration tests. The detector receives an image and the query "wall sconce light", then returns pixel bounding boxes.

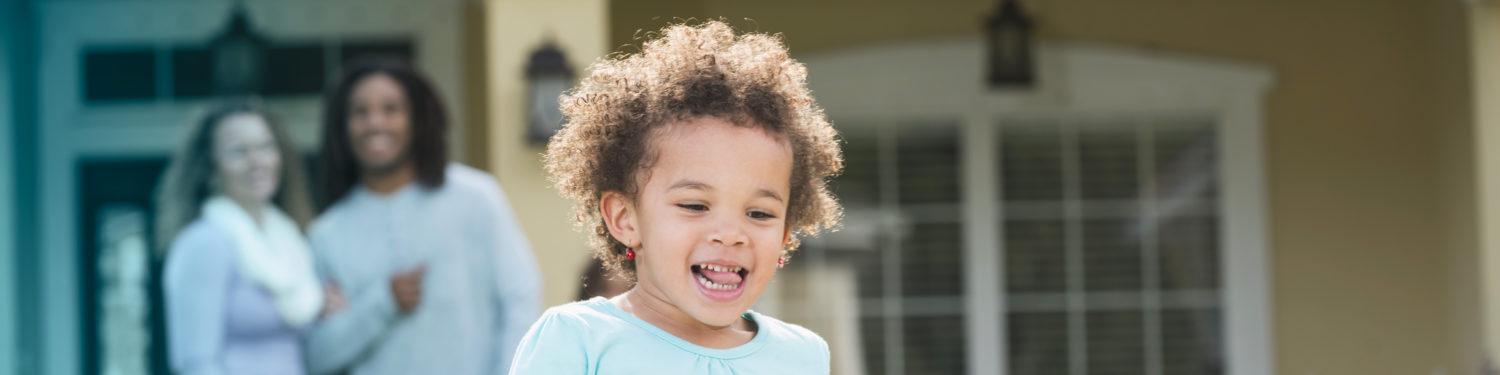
[525,40,573,144]
[209,1,270,95]
[986,0,1035,88]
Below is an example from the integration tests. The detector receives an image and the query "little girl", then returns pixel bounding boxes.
[510,21,844,374]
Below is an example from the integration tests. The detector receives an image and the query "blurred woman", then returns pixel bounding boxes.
[155,100,334,375]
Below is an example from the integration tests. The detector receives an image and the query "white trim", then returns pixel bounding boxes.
[876,122,906,375]
[1005,290,1222,312]
[962,115,1004,375]
[1060,118,1088,375]
[1219,94,1276,375]
[802,37,1275,375]
[36,1,468,372]
[806,38,1271,119]
[1138,120,1165,375]
[0,12,17,373]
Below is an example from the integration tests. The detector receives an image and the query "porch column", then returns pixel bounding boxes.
[1473,2,1500,370]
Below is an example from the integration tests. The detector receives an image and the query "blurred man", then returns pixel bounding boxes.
[304,56,541,375]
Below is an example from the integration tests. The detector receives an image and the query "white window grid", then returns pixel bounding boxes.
[997,117,1224,375]
[797,120,967,375]
[793,114,1227,375]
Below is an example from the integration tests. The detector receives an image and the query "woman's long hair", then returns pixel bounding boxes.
[316,56,449,212]
[153,99,314,254]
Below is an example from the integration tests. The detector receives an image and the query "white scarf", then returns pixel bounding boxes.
[201,195,323,327]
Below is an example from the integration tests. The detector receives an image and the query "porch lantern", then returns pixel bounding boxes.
[525,40,573,144]
[986,0,1035,88]
[209,3,270,95]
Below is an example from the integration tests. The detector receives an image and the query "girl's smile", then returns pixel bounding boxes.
[600,116,794,348]
[691,262,748,300]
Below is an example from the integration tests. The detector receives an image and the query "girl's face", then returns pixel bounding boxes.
[213,113,282,206]
[605,116,793,328]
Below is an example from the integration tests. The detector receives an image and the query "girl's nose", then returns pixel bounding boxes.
[707,215,749,247]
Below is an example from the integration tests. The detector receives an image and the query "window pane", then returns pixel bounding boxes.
[901,222,963,296]
[170,47,213,99]
[1083,219,1142,291]
[1078,129,1138,199]
[999,119,1227,375]
[904,316,965,375]
[84,48,157,102]
[1006,218,1066,293]
[1001,125,1062,201]
[829,247,885,299]
[340,39,415,65]
[1086,311,1144,375]
[264,44,327,96]
[861,316,887,375]
[1154,126,1217,201]
[836,129,880,208]
[1158,216,1219,290]
[896,124,960,205]
[1008,312,1070,375]
[1162,309,1223,375]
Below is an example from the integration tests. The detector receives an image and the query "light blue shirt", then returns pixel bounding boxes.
[509,297,831,374]
[304,164,542,375]
[163,220,307,375]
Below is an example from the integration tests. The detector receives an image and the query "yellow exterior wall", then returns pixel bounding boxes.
[462,0,491,172]
[604,0,1471,373]
[483,0,609,309]
[1444,2,1481,373]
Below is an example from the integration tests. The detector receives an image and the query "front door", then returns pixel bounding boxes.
[78,157,168,375]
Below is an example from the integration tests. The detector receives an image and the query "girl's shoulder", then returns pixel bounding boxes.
[529,297,634,337]
[538,298,830,352]
[542,297,620,322]
[744,311,829,352]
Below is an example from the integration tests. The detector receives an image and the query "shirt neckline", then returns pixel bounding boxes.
[351,180,422,203]
[584,296,769,360]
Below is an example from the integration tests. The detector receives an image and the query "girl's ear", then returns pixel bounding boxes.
[782,224,792,247]
[601,191,641,248]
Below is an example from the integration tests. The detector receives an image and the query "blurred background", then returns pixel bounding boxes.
[1,0,1498,374]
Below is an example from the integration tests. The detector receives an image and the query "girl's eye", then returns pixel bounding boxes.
[677,203,708,212]
[748,210,777,220]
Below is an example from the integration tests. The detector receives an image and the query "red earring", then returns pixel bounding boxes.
[777,257,787,268]
[626,249,636,260]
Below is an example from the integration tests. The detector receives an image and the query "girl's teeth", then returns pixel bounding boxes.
[698,264,742,273]
[696,274,739,291]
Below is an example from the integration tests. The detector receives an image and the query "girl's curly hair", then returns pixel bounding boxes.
[544,21,843,280]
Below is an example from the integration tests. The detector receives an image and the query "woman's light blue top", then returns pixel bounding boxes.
[164,220,306,375]
[509,297,830,375]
